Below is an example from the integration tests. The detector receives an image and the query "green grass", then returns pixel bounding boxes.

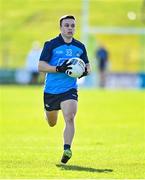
[0,86,145,179]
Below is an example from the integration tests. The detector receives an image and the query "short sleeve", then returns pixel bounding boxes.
[80,45,89,64]
[39,41,52,62]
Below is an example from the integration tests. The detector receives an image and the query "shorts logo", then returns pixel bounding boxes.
[45,104,50,107]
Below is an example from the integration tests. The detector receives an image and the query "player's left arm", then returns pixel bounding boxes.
[80,44,91,74]
[78,63,91,79]
[79,44,91,78]
[85,63,91,75]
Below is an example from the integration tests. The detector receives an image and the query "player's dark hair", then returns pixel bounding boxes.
[60,15,75,26]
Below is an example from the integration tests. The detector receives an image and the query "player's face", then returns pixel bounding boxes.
[60,19,75,38]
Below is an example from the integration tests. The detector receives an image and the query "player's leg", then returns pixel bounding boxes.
[45,110,59,127]
[44,92,60,127]
[60,99,78,163]
[61,100,77,145]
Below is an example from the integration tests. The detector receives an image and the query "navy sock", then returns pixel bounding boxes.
[64,144,71,150]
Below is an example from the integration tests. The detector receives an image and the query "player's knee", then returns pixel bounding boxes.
[65,113,75,123]
[45,116,57,127]
[48,121,56,127]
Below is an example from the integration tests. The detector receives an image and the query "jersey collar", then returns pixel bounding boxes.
[58,34,74,45]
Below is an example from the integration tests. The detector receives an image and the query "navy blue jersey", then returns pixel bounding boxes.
[39,34,89,94]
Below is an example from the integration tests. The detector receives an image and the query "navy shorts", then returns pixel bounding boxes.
[44,88,78,111]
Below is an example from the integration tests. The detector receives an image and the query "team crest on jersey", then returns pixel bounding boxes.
[76,52,80,57]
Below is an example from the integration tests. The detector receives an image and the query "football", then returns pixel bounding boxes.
[65,58,86,78]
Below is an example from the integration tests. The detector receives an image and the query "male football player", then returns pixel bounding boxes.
[38,15,91,164]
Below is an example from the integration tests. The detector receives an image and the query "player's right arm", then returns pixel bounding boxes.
[38,60,72,73]
[38,41,56,73]
[38,61,56,73]
[38,41,72,73]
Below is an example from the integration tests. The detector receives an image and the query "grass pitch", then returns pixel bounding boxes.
[0,86,144,179]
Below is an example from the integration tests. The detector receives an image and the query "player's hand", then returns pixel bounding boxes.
[78,67,88,79]
[56,60,72,73]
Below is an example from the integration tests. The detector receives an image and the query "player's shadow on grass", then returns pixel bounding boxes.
[56,164,113,173]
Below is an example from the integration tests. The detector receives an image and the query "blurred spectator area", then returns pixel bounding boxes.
[0,0,145,87]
